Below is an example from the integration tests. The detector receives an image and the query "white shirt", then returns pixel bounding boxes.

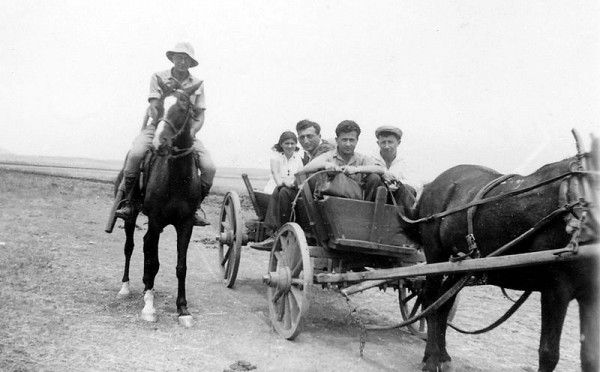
[373,151,423,199]
[264,150,306,193]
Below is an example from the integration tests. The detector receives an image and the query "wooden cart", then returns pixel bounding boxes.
[217,173,428,339]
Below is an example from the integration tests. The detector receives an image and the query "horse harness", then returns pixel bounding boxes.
[455,154,595,261]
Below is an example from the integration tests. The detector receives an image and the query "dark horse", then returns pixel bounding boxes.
[416,134,598,372]
[114,77,202,327]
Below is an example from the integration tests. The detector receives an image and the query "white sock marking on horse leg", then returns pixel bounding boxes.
[117,281,131,298]
[141,290,157,322]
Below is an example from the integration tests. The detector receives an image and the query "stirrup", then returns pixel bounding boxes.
[115,200,134,221]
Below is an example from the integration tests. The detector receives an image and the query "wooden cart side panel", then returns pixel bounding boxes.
[254,192,270,220]
[369,187,389,242]
[242,173,265,220]
[318,195,418,249]
[297,178,329,246]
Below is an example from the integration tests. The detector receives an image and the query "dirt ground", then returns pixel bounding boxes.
[0,170,583,372]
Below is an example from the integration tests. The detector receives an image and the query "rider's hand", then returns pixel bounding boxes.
[325,163,341,172]
[382,172,396,184]
[341,165,358,175]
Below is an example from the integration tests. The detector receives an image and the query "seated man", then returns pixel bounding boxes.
[373,125,423,217]
[299,120,385,202]
[296,119,336,161]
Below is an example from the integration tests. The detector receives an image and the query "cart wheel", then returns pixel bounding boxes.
[217,191,243,288]
[398,279,427,340]
[263,223,313,340]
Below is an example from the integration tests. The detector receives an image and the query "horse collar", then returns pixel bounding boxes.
[455,174,516,261]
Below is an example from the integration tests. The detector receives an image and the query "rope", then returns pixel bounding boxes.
[448,291,532,334]
[364,275,471,331]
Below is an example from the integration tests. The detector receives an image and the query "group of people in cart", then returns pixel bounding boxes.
[112,41,422,249]
[252,119,423,250]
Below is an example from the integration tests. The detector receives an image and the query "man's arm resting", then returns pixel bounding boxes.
[191,109,205,135]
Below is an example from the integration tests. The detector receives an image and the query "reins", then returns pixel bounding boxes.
[400,170,588,224]
[289,170,333,222]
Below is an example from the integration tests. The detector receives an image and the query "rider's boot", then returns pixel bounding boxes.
[193,184,211,226]
[115,175,137,221]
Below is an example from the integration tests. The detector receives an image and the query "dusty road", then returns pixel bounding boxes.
[0,170,583,371]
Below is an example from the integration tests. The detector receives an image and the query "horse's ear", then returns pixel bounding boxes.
[183,82,202,97]
[156,75,169,95]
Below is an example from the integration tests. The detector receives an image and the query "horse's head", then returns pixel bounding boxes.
[153,77,202,154]
[561,131,599,244]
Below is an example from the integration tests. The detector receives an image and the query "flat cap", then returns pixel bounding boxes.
[375,125,403,139]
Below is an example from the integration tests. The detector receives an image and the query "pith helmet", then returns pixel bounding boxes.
[166,42,199,67]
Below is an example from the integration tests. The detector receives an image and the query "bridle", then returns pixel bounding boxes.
[155,90,196,159]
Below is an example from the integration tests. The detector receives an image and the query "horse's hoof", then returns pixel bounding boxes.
[178,315,193,328]
[141,310,158,322]
[117,282,131,298]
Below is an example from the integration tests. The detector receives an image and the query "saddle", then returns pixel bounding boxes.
[130,149,200,210]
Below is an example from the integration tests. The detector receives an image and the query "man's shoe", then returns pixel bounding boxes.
[250,237,275,251]
[193,209,211,226]
[115,202,134,221]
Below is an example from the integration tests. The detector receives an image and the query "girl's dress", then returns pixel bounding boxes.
[263,150,306,193]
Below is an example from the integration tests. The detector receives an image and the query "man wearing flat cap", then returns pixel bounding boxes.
[114,42,216,226]
[374,125,423,205]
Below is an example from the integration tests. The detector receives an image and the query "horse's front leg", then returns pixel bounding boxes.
[538,287,570,372]
[422,275,455,372]
[118,212,139,298]
[141,222,161,322]
[175,221,194,327]
[578,284,599,372]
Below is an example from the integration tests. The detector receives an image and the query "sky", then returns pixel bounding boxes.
[1,0,598,182]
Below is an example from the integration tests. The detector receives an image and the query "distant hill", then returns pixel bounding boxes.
[0,148,13,155]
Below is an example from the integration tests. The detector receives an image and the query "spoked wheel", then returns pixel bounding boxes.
[262,223,312,340]
[398,278,427,340]
[217,191,243,288]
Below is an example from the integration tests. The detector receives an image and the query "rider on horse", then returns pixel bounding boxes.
[114,42,216,226]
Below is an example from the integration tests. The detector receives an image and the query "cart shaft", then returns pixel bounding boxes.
[315,244,598,284]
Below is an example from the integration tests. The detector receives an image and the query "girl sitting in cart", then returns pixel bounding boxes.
[252,131,308,250]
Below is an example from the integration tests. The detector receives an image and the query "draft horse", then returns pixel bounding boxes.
[112,77,202,327]
[416,132,598,372]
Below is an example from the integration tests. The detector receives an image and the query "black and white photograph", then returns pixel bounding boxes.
[0,1,598,371]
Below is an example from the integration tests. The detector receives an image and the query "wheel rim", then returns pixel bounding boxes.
[398,279,427,340]
[264,223,312,340]
[218,191,243,288]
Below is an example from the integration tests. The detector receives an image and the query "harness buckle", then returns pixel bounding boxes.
[466,233,478,251]
[449,235,481,262]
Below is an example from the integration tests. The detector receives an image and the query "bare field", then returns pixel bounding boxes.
[0,153,270,194]
[0,170,582,372]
